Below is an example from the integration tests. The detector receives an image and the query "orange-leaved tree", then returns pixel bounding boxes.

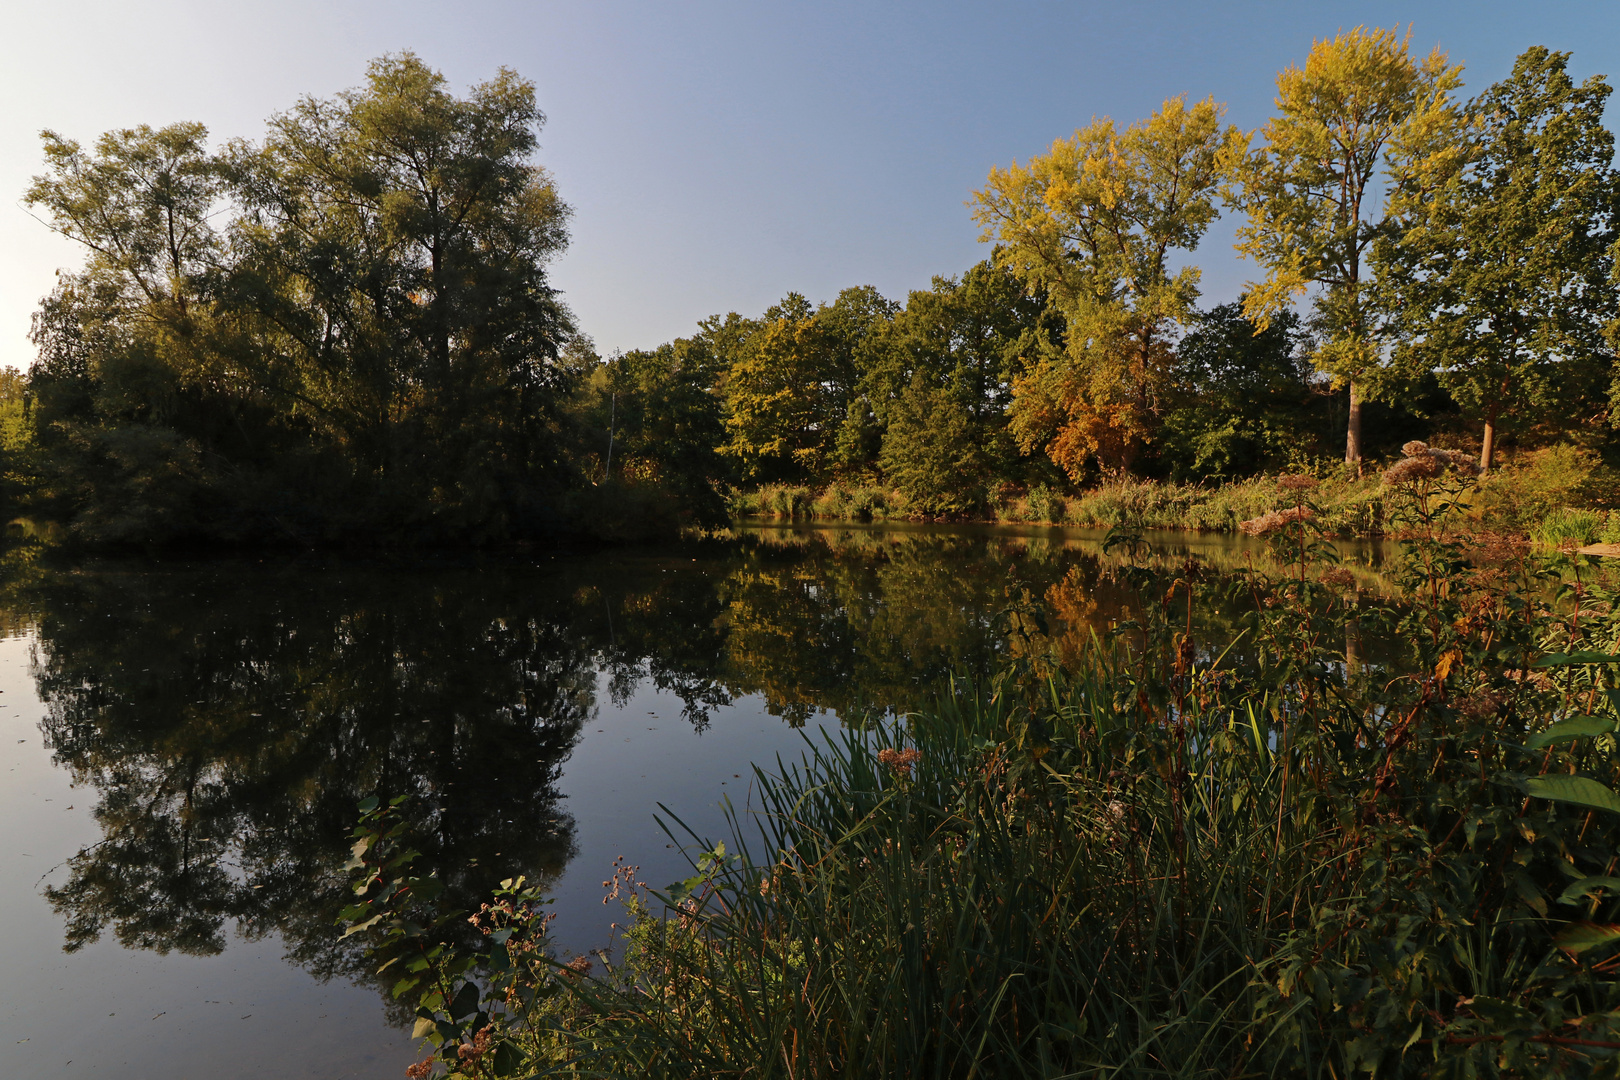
[972,96,1243,480]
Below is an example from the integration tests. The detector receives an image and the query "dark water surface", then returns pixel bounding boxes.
[1,523,1390,1078]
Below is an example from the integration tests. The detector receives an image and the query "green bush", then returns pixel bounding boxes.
[733,483,818,519]
[1468,444,1598,533]
[559,480,686,542]
[813,483,903,522]
[1023,483,1065,523]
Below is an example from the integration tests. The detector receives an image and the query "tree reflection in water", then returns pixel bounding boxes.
[32,565,594,1015]
[19,525,1378,1016]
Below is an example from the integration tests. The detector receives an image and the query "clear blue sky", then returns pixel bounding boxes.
[1,1,1616,369]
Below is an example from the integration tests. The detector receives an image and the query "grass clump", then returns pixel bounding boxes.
[1534,507,1605,549]
[730,482,910,522]
[1466,445,1604,534]
[1040,475,1387,536]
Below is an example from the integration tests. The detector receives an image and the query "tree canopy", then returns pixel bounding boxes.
[973,96,1243,479]
[27,54,581,546]
[1376,47,1620,471]
[14,37,1620,542]
[1229,26,1465,466]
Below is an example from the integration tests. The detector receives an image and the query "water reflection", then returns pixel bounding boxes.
[14,524,1389,1030]
[32,565,588,1018]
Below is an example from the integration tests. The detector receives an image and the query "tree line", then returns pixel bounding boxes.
[598,33,1619,518]
[16,33,1620,545]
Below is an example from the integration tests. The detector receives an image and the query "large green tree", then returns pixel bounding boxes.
[869,261,1059,513]
[1230,26,1465,467]
[26,54,579,545]
[579,336,731,526]
[1376,47,1619,471]
[718,287,896,482]
[1157,302,1323,480]
[973,96,1243,479]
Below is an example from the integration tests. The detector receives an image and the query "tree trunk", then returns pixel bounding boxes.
[1345,613,1362,683]
[1480,409,1497,473]
[1345,381,1363,471]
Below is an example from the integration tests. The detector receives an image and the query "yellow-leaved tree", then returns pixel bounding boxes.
[972,97,1244,480]
[1229,26,1465,467]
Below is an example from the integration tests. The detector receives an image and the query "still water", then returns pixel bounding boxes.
[0,522,1388,1078]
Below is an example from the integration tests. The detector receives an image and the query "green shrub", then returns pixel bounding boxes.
[813,483,902,522]
[1469,444,1598,533]
[559,481,685,542]
[1024,484,1065,523]
[738,483,815,519]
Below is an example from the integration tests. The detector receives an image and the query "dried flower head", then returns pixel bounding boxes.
[1466,531,1529,566]
[405,1061,433,1080]
[1276,473,1318,494]
[1381,454,1444,486]
[1456,690,1506,721]
[1385,441,1481,485]
[1318,567,1357,588]
[877,746,922,778]
[455,1025,494,1067]
[1238,506,1314,536]
[563,955,593,980]
[1432,448,1481,476]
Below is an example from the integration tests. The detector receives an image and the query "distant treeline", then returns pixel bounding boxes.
[593,35,1619,520]
[12,34,1620,546]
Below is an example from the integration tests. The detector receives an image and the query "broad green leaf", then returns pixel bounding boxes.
[1529,716,1617,748]
[1555,922,1620,954]
[411,1017,436,1039]
[449,980,481,1019]
[340,913,382,939]
[492,1041,524,1076]
[1533,651,1620,668]
[1558,877,1620,906]
[1525,775,1620,815]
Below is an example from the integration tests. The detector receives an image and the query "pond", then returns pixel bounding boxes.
[0,522,1392,1078]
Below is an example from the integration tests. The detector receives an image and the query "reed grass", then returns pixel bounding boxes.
[1532,507,1605,549]
[350,479,1620,1078]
